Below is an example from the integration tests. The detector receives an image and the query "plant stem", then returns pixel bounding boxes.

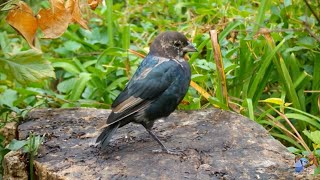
[29,152,34,180]
[107,0,114,47]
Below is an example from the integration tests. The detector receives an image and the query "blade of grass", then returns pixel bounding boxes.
[248,38,286,101]
[285,113,320,129]
[122,24,131,78]
[260,117,304,150]
[190,81,212,100]
[311,53,320,115]
[218,20,241,43]
[270,133,304,150]
[253,0,269,35]
[293,72,310,89]
[107,0,114,47]
[246,98,254,120]
[233,40,253,98]
[277,55,302,110]
[286,107,320,122]
[210,30,228,107]
[263,33,302,110]
[268,104,311,152]
[189,38,210,65]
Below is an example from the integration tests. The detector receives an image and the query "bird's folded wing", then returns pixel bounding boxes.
[106,58,177,125]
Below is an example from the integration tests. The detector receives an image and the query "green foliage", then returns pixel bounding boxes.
[0,49,55,85]
[0,135,10,175]
[0,133,44,178]
[303,130,320,147]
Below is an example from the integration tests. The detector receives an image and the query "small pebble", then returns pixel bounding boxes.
[115,156,121,160]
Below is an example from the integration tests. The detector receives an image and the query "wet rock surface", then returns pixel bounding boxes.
[19,108,295,179]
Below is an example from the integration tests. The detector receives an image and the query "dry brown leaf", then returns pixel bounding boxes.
[66,0,89,29]
[87,0,101,10]
[37,0,71,39]
[6,1,38,48]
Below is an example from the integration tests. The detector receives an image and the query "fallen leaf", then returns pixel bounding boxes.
[6,1,38,48]
[87,0,101,10]
[37,0,71,38]
[66,0,89,29]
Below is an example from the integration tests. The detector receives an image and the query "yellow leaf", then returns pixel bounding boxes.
[259,98,292,107]
[190,81,211,100]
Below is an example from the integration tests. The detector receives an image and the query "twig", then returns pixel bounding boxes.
[303,0,320,25]
[267,104,311,152]
[303,22,320,42]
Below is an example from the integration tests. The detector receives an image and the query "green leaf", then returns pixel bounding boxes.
[0,135,5,142]
[0,50,55,84]
[0,32,12,55]
[0,89,17,107]
[188,98,201,109]
[63,41,82,52]
[51,59,81,74]
[24,134,43,153]
[314,166,320,175]
[297,37,317,48]
[6,139,27,151]
[287,146,301,154]
[106,77,128,91]
[303,130,320,145]
[208,97,228,110]
[57,78,76,93]
[69,72,91,101]
[191,74,207,82]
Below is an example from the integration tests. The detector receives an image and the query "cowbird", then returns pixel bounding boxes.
[96,31,197,154]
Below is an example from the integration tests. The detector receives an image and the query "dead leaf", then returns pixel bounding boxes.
[87,0,101,10]
[66,0,89,29]
[6,1,38,48]
[37,0,71,39]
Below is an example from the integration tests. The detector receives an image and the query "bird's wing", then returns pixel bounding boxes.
[106,56,178,125]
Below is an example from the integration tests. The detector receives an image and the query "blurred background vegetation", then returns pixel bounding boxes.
[0,0,320,174]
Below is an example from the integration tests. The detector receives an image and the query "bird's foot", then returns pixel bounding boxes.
[152,148,185,155]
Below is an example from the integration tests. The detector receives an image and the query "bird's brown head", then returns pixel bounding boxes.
[149,31,197,59]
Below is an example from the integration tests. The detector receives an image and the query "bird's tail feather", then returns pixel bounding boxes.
[96,122,120,148]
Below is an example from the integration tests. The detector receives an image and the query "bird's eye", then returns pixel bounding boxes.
[174,41,181,47]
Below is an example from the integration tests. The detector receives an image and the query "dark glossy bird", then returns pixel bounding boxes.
[96,31,197,154]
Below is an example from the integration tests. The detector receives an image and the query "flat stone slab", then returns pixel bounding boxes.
[19,108,295,179]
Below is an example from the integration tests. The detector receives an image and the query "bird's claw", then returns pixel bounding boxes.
[152,148,185,155]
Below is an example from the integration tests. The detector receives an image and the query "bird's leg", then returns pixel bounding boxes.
[146,129,183,155]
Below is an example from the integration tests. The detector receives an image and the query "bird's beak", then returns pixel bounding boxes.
[182,42,197,52]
